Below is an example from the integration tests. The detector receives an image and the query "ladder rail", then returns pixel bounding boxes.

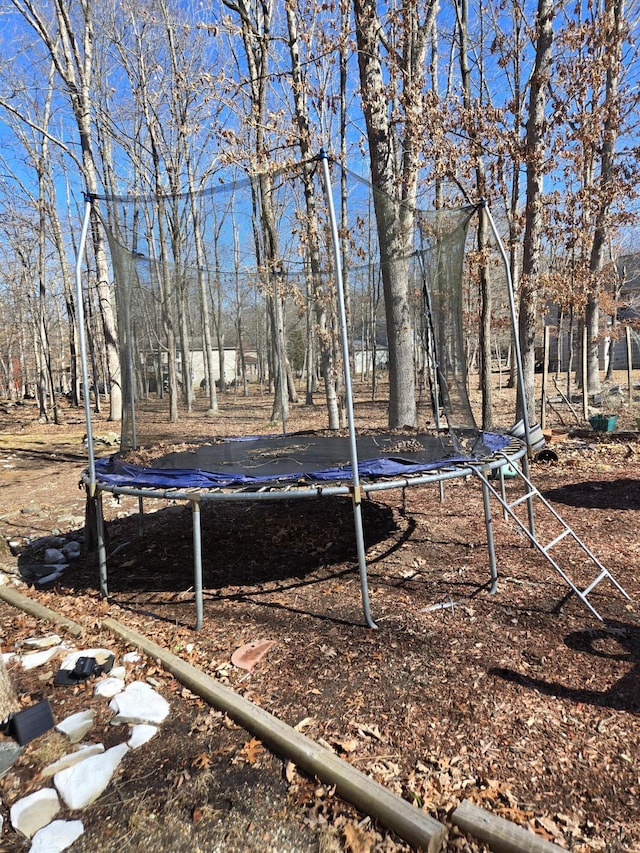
[473,459,631,620]
[495,459,632,597]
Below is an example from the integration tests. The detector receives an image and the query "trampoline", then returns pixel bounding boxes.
[75,152,536,629]
[81,429,527,628]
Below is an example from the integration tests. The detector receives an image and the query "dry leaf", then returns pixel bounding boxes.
[294,716,316,732]
[534,816,564,841]
[285,760,297,782]
[357,723,383,741]
[334,738,359,754]
[238,737,263,765]
[343,821,374,853]
[192,752,212,770]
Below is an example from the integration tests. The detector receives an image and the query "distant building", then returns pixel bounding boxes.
[540,254,640,372]
[145,347,259,391]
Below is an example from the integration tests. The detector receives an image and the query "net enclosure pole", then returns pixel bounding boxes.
[75,196,109,598]
[191,499,204,630]
[319,150,377,629]
[482,201,531,445]
[75,196,97,493]
[483,201,536,538]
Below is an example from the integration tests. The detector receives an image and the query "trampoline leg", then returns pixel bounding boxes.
[138,496,145,537]
[520,453,537,542]
[191,500,204,631]
[352,499,378,629]
[96,492,108,598]
[481,480,498,594]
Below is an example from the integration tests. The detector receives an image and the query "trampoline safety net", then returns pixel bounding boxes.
[96,156,479,453]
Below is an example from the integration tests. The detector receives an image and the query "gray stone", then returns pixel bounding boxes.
[0,741,23,778]
[35,567,67,587]
[44,549,66,565]
[61,542,81,560]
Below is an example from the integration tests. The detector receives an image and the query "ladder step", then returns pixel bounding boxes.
[475,463,629,621]
[542,529,571,553]
[582,570,609,597]
[506,490,538,510]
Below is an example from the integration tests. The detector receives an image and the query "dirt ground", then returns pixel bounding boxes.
[0,376,639,852]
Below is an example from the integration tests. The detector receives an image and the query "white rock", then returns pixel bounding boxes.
[110,666,126,679]
[44,548,66,565]
[94,677,124,699]
[42,744,105,777]
[10,788,60,838]
[122,652,141,663]
[128,725,159,749]
[23,634,62,650]
[54,743,129,810]
[20,646,61,670]
[109,681,170,725]
[56,710,94,744]
[59,649,114,672]
[30,819,84,853]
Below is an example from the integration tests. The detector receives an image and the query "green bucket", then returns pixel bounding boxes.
[589,414,617,433]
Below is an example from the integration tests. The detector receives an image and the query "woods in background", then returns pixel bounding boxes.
[0,0,637,428]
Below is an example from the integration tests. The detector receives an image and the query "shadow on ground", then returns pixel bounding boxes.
[542,478,640,510]
[18,496,398,596]
[491,622,640,712]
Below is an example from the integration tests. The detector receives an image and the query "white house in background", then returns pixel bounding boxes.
[353,347,389,374]
[150,347,259,390]
[183,348,259,388]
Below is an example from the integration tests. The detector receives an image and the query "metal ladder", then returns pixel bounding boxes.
[473,456,631,621]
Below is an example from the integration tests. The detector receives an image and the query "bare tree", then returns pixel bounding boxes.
[9,0,122,420]
[285,1,341,428]
[584,0,628,392]
[454,0,493,428]
[222,0,297,425]
[352,0,438,428]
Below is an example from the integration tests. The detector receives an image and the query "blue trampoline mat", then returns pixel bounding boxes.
[93,430,512,491]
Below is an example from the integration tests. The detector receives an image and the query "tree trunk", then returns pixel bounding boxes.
[353,0,436,428]
[518,0,554,423]
[585,0,625,394]
[456,0,492,429]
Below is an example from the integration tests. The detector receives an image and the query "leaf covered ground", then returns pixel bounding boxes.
[0,381,639,852]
